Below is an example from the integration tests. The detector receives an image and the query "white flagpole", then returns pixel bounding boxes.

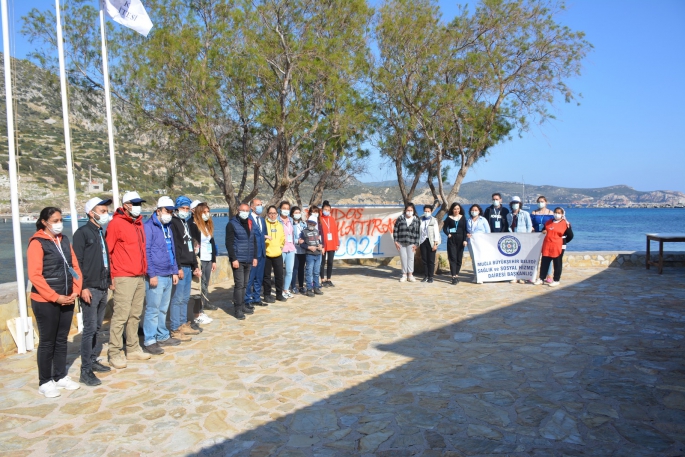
[99,1,120,208]
[54,0,79,235]
[2,0,32,353]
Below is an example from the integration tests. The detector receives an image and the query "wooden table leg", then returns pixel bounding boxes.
[646,237,650,270]
[659,241,664,274]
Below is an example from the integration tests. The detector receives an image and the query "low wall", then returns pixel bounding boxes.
[1,251,682,357]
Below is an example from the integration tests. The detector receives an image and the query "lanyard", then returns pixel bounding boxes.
[99,229,109,268]
[321,217,330,232]
[181,219,191,240]
[52,236,69,265]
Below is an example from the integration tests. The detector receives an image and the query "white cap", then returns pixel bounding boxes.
[157,196,176,210]
[85,197,112,215]
[122,191,146,204]
[511,195,522,203]
[307,216,318,223]
[190,200,203,210]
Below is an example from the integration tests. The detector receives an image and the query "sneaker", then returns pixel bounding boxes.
[109,354,128,368]
[126,350,151,361]
[189,321,203,333]
[518,280,526,284]
[92,361,111,373]
[510,279,517,283]
[79,369,101,387]
[545,277,554,284]
[38,380,61,398]
[421,277,429,283]
[263,296,275,304]
[170,329,192,342]
[549,281,560,287]
[299,287,307,294]
[143,343,165,355]
[283,290,292,298]
[532,279,544,285]
[276,296,287,302]
[203,303,218,310]
[399,275,407,283]
[55,376,80,391]
[306,289,315,297]
[195,314,212,325]
[180,322,200,335]
[427,278,434,284]
[451,277,458,285]
[158,337,181,347]
[408,275,416,282]
[314,288,324,295]
[328,281,335,287]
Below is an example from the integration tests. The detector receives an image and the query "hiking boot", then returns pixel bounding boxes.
[306,289,315,297]
[234,305,245,320]
[189,321,203,333]
[180,322,200,335]
[159,337,181,347]
[92,361,111,372]
[242,303,254,315]
[126,350,151,361]
[109,354,128,369]
[143,343,165,355]
[80,368,101,387]
[314,288,323,295]
[170,329,192,342]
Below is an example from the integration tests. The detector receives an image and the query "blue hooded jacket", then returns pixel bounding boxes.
[144,212,178,278]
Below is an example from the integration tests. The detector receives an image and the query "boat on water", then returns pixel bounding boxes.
[63,215,89,222]
[19,215,38,224]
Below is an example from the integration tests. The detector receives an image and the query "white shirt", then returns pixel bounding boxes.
[420,218,430,244]
[200,232,212,262]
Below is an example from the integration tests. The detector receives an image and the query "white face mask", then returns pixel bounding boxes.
[538,202,546,209]
[160,213,172,224]
[95,212,110,225]
[281,209,290,217]
[178,210,189,220]
[202,213,210,222]
[49,222,64,235]
[493,200,501,207]
[554,213,563,221]
[293,213,301,220]
[511,204,519,211]
[423,212,431,218]
[471,211,479,217]
[405,211,413,218]
[239,211,250,220]
[128,205,142,217]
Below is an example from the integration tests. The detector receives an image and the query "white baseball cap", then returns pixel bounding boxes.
[190,200,203,210]
[122,191,146,204]
[307,216,318,224]
[510,196,522,204]
[157,196,176,210]
[84,197,112,215]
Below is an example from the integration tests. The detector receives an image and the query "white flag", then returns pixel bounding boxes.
[102,0,153,37]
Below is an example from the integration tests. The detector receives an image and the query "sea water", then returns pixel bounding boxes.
[1,207,683,284]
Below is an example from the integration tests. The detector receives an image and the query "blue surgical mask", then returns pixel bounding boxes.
[281,209,290,217]
[323,210,330,217]
[255,205,263,215]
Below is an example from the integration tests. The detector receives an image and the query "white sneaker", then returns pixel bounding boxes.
[195,314,212,325]
[532,279,543,285]
[510,280,517,283]
[38,380,61,398]
[549,281,560,287]
[408,275,416,282]
[55,376,80,391]
[399,276,407,283]
[283,291,293,299]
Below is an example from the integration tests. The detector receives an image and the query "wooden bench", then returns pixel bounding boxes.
[646,233,685,274]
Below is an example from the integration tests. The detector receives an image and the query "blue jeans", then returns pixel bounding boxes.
[169,266,191,331]
[245,256,265,304]
[144,275,173,346]
[282,251,295,292]
[305,254,322,290]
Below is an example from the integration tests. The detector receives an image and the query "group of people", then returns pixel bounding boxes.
[26,193,342,397]
[392,193,573,286]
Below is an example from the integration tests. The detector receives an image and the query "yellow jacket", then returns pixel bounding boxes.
[264,218,285,257]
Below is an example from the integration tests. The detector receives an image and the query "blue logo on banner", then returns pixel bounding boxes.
[497,235,521,256]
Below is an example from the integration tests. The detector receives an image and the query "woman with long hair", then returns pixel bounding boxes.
[466,204,490,284]
[290,206,307,294]
[319,201,340,287]
[534,207,573,287]
[442,202,468,285]
[189,202,217,324]
[392,203,421,282]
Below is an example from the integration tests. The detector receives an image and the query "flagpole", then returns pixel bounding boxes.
[54,0,79,235]
[2,0,32,353]
[99,0,120,208]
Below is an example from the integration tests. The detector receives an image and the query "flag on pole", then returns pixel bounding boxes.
[102,0,153,37]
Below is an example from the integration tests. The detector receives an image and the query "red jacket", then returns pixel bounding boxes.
[319,214,340,251]
[541,219,570,258]
[106,208,147,277]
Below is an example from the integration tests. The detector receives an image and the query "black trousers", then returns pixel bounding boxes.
[232,262,252,306]
[263,255,284,299]
[32,300,74,386]
[420,239,437,279]
[80,288,108,371]
[320,250,334,280]
[540,251,564,281]
[293,253,306,289]
[446,239,465,276]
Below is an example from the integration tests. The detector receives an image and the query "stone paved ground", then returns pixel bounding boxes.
[1,265,684,456]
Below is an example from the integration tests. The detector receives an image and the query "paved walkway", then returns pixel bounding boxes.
[0,266,684,456]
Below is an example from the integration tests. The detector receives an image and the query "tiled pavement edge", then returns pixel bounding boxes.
[0,266,684,456]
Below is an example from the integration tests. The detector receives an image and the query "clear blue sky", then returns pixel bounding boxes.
[2,0,685,192]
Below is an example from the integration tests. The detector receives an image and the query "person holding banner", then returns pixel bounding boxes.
[466,204,491,284]
[419,204,441,283]
[393,203,421,282]
[319,201,340,288]
[534,207,572,287]
[531,196,556,283]
[290,207,307,295]
[443,203,468,285]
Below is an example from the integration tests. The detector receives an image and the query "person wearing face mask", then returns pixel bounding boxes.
[290,206,307,295]
[442,202,468,285]
[189,202,218,323]
[263,205,287,303]
[168,196,202,340]
[419,204,441,283]
[245,198,267,308]
[393,203,421,282]
[534,207,572,287]
[142,197,181,355]
[531,195,555,283]
[73,197,113,386]
[318,201,340,288]
[505,196,533,284]
[106,191,150,369]
[279,201,296,298]
[28,207,83,397]
[466,204,490,284]
[226,203,259,320]
[483,193,510,233]
[299,215,324,296]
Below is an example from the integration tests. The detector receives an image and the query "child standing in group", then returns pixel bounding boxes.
[300,216,324,297]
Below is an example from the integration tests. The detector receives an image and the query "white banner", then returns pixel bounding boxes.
[102,0,153,37]
[470,233,544,282]
[331,207,402,259]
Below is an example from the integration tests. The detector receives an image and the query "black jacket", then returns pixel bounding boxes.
[189,219,217,263]
[442,216,468,245]
[483,205,509,233]
[170,215,198,270]
[73,221,111,291]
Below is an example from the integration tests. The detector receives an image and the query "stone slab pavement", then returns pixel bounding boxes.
[0,265,684,456]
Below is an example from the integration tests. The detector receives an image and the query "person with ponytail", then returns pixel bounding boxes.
[27,207,83,397]
[534,207,573,287]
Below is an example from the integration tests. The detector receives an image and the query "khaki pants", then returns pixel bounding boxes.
[108,276,145,358]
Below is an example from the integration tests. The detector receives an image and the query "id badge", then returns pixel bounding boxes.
[538,224,543,231]
[68,266,80,281]
[187,240,193,252]
[495,220,501,229]
[449,227,456,233]
[327,233,333,241]
[204,242,212,253]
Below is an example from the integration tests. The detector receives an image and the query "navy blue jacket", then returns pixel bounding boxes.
[225,216,257,263]
[144,212,178,278]
[249,212,266,258]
